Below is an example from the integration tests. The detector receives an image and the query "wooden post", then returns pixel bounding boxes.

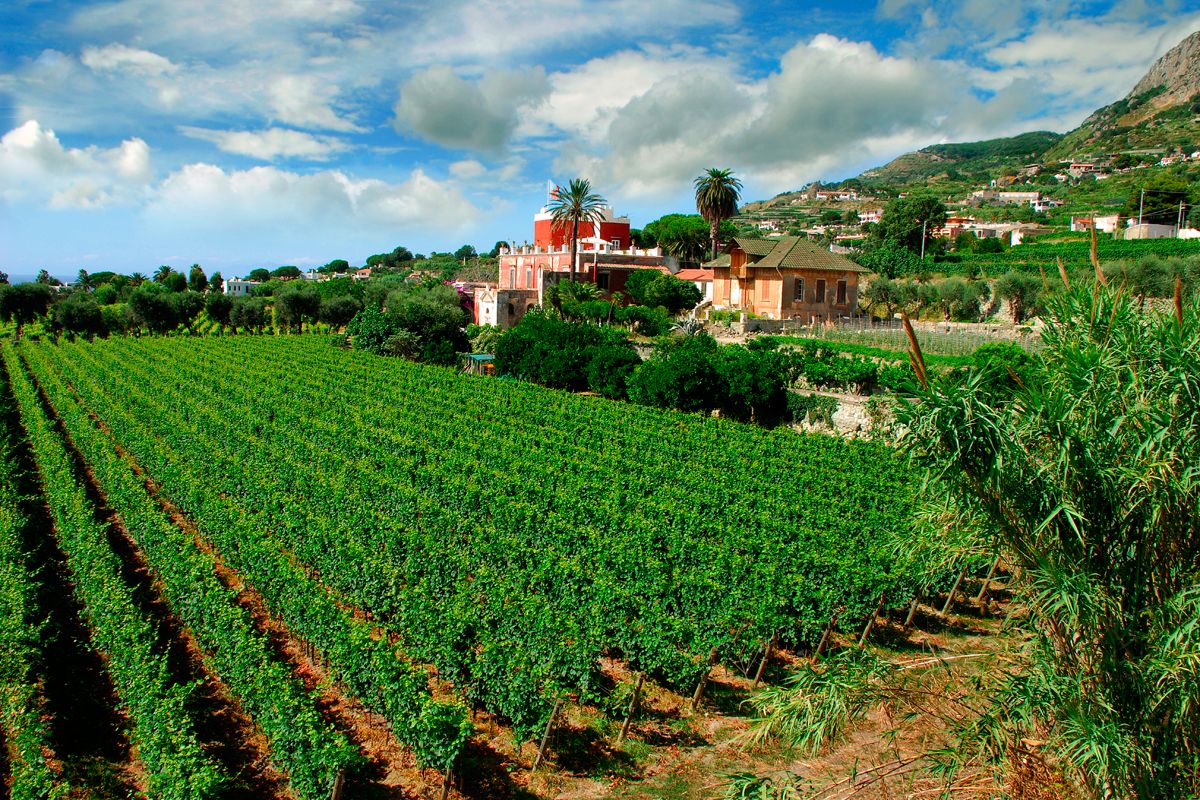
[752,633,777,689]
[858,595,885,646]
[941,567,966,617]
[975,556,1001,602]
[532,696,563,771]
[903,595,920,629]
[439,769,453,800]
[329,769,345,800]
[690,646,721,711]
[813,611,839,661]
[617,672,645,744]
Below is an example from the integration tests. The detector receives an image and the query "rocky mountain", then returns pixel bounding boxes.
[1129,30,1200,108]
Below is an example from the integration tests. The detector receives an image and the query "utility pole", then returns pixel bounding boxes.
[1139,189,1145,226]
[920,219,928,262]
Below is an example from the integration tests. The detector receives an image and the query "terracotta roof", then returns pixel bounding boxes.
[736,236,867,273]
[674,268,714,282]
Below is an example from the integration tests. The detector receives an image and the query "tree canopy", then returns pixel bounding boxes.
[875,193,948,255]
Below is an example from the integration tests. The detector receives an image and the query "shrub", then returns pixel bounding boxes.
[495,314,634,391]
[627,334,724,413]
[587,346,641,399]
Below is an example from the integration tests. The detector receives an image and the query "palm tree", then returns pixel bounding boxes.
[129,272,147,286]
[547,178,607,283]
[694,168,742,261]
[154,265,174,284]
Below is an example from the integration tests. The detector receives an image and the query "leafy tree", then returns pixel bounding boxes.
[641,274,703,314]
[171,291,204,331]
[188,264,208,293]
[164,271,188,292]
[627,334,724,413]
[854,239,922,278]
[714,345,787,424]
[995,271,1042,323]
[694,168,742,260]
[453,244,477,260]
[274,286,321,333]
[76,269,93,290]
[643,214,736,263]
[229,297,266,333]
[586,346,641,399]
[36,269,60,286]
[875,193,947,255]
[366,246,414,271]
[247,268,271,283]
[863,276,901,318]
[321,259,350,274]
[384,284,468,364]
[318,296,362,329]
[51,293,105,337]
[548,178,607,282]
[901,285,1200,800]
[0,270,8,285]
[623,270,661,305]
[208,271,224,295]
[95,285,119,305]
[494,313,632,391]
[346,305,393,354]
[0,283,53,337]
[271,265,302,280]
[487,242,508,258]
[935,278,990,321]
[129,284,179,333]
[614,304,670,336]
[629,228,656,249]
[204,292,233,331]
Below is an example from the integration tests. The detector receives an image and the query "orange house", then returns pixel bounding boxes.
[710,237,866,322]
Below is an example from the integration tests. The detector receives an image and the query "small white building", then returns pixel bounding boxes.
[224,278,260,297]
[1124,223,1178,240]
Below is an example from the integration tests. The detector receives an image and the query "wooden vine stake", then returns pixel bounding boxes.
[438,769,454,800]
[975,555,1001,602]
[532,696,563,771]
[329,769,345,800]
[752,632,778,689]
[903,595,920,629]
[690,646,721,711]
[940,567,966,617]
[813,611,839,662]
[858,594,885,646]
[616,672,645,744]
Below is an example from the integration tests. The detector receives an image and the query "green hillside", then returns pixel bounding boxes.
[857,131,1064,186]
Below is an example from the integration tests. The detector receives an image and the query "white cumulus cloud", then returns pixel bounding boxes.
[179,126,349,161]
[146,162,481,235]
[80,43,178,75]
[0,120,152,208]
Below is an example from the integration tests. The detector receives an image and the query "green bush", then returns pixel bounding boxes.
[586,346,642,399]
[495,314,635,391]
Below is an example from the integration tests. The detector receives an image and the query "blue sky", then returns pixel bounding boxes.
[2,0,1198,280]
